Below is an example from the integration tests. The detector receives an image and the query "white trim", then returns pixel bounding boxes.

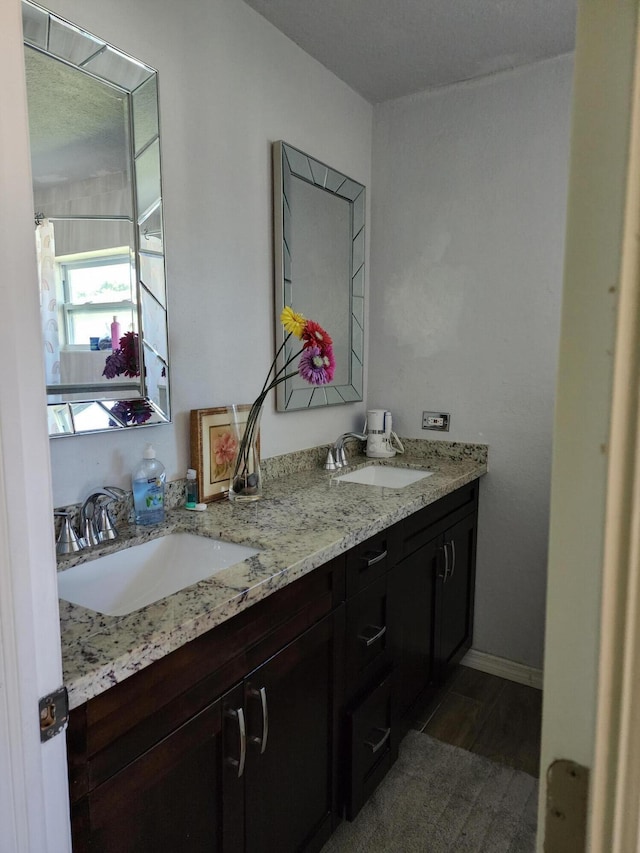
[0,447,27,853]
[589,12,640,853]
[0,1,71,849]
[461,649,543,690]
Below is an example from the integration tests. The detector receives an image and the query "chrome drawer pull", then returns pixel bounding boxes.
[225,707,246,778]
[449,540,456,579]
[249,686,269,754]
[439,542,450,581]
[358,624,387,647]
[364,548,387,567]
[364,726,391,754]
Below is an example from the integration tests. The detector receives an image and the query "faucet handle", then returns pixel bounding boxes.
[95,495,119,541]
[54,511,85,555]
[324,448,338,470]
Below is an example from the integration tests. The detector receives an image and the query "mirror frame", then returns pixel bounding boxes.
[23,0,171,437]
[273,141,364,411]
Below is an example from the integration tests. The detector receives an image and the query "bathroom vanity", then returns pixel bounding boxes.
[58,444,486,852]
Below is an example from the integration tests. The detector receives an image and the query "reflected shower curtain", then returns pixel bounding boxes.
[35,218,60,386]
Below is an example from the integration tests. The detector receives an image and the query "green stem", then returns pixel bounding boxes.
[232,371,298,488]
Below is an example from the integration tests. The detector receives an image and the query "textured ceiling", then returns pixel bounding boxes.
[25,47,129,189]
[242,0,576,103]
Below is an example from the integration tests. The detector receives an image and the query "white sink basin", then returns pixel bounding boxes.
[333,466,433,488]
[57,532,260,616]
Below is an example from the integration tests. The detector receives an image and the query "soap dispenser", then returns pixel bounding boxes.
[132,445,166,525]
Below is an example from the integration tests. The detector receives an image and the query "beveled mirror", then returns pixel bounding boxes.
[23,0,170,436]
[273,141,364,410]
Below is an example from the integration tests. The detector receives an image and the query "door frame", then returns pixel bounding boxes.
[539,1,640,850]
[0,0,72,849]
[589,11,640,851]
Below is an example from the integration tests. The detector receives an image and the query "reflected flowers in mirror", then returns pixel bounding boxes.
[109,398,155,426]
[102,331,140,379]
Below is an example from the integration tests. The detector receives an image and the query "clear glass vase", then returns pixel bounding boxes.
[228,402,262,502]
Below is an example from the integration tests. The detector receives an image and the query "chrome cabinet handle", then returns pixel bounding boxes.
[364,726,391,754]
[449,540,456,580]
[439,542,450,582]
[364,548,387,567]
[248,686,269,754]
[358,624,387,647]
[225,707,246,778]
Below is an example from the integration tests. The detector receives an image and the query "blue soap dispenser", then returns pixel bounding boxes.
[133,444,166,525]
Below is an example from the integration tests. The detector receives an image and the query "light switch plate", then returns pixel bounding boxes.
[422,411,450,431]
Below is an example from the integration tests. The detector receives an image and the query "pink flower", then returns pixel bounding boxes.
[322,345,336,382]
[212,431,237,466]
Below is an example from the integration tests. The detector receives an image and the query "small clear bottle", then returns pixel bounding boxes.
[132,444,166,525]
[185,469,198,508]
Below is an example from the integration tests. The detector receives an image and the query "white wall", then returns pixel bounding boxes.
[43,0,372,506]
[370,56,573,669]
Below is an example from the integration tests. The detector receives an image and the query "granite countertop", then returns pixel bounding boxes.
[58,441,488,709]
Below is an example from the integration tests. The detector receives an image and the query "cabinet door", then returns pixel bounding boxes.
[435,512,477,679]
[80,684,243,853]
[390,536,437,723]
[242,611,340,853]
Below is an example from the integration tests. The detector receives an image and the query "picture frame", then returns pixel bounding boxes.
[189,405,257,502]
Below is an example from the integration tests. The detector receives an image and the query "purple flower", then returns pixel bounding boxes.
[102,331,140,379]
[108,399,154,426]
[299,345,331,385]
[102,348,127,379]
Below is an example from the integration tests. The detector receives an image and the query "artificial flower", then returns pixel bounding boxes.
[103,331,140,379]
[280,306,306,339]
[108,398,154,426]
[301,319,333,351]
[321,345,336,382]
[299,345,331,385]
[229,306,335,499]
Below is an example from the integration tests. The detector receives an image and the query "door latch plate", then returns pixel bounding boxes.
[39,685,69,742]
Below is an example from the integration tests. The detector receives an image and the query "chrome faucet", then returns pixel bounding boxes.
[81,487,127,546]
[324,432,367,470]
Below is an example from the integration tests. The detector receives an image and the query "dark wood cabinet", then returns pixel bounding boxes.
[434,511,477,682]
[391,481,478,735]
[391,534,438,724]
[79,689,231,852]
[66,481,480,851]
[68,557,345,853]
[241,611,341,853]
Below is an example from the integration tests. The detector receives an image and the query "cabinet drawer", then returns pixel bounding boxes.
[346,524,401,598]
[346,671,395,820]
[345,575,392,703]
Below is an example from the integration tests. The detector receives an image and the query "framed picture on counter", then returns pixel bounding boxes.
[189,405,256,502]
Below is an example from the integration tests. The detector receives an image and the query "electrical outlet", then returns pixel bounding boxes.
[422,411,450,431]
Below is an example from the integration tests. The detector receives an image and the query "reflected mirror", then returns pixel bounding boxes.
[273,141,364,410]
[23,0,170,436]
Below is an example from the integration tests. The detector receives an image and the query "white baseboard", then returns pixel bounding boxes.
[461,649,543,690]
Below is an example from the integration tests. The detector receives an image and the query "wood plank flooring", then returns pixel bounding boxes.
[413,665,543,778]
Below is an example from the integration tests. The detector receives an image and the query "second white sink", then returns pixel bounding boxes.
[57,532,260,616]
[333,465,433,488]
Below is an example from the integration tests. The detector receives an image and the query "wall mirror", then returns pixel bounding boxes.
[22,0,170,437]
[273,141,364,411]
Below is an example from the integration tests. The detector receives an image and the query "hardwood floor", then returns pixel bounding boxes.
[413,665,543,777]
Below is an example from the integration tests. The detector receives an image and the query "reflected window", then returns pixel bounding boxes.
[59,251,133,347]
